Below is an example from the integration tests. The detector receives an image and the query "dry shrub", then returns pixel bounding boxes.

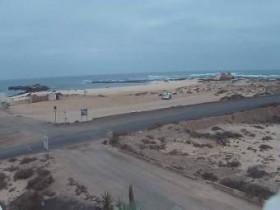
[186,129,242,146]
[120,144,137,154]
[247,166,268,178]
[149,145,160,150]
[158,137,166,143]
[247,146,257,152]
[259,144,273,151]
[9,158,18,162]
[141,139,157,145]
[141,139,150,144]
[201,172,218,182]
[220,178,274,200]
[214,131,243,140]
[138,144,148,150]
[20,157,37,165]
[37,168,51,177]
[241,129,256,137]
[14,168,34,180]
[75,184,87,196]
[226,160,241,168]
[159,144,166,150]
[27,169,53,191]
[27,175,54,191]
[146,135,155,140]
[216,89,228,95]
[185,140,192,144]
[5,166,18,172]
[262,136,273,141]
[110,132,128,145]
[254,125,264,129]
[168,149,179,155]
[42,189,56,197]
[0,172,7,190]
[211,126,222,131]
[192,143,213,148]
[220,94,245,101]
[8,191,42,210]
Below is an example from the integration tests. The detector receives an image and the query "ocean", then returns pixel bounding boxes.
[1,70,280,96]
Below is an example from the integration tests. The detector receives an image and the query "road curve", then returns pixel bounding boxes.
[1,94,280,160]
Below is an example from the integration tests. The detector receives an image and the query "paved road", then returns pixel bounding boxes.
[1,94,280,160]
[1,95,278,209]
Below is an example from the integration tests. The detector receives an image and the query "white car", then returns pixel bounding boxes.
[162,92,172,100]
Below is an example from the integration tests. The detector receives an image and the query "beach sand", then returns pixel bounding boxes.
[8,78,280,123]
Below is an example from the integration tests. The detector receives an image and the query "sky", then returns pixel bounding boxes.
[0,0,280,79]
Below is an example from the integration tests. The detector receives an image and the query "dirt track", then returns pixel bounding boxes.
[51,142,259,210]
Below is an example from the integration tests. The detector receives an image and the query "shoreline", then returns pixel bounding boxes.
[8,79,198,98]
[5,77,280,123]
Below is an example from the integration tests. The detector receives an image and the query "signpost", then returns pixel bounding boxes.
[43,136,49,159]
[80,108,88,121]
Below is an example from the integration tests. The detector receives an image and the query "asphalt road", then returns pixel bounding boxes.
[1,95,279,210]
[1,93,280,160]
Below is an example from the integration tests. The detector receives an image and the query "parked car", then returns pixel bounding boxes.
[161,92,172,100]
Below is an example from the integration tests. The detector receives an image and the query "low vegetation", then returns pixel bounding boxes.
[14,168,34,180]
[211,126,222,131]
[0,172,7,191]
[101,191,114,210]
[201,172,218,182]
[20,157,37,165]
[8,191,42,210]
[247,166,268,179]
[27,169,53,191]
[9,157,18,162]
[259,144,273,151]
[226,160,241,168]
[186,129,243,146]
[262,136,273,141]
[220,178,274,200]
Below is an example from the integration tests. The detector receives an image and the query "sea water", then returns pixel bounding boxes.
[0,70,280,96]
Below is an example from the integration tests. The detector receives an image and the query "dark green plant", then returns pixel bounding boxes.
[101,191,113,210]
[129,184,135,205]
[118,201,141,210]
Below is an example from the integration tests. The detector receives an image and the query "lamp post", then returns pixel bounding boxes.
[53,106,57,123]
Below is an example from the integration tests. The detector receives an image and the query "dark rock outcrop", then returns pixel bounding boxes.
[8,84,49,93]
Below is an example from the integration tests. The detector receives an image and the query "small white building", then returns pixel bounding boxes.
[48,92,58,101]
[0,93,6,102]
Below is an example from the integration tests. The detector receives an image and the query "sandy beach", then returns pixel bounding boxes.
[8,78,280,123]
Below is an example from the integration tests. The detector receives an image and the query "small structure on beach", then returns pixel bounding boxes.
[214,72,234,81]
[8,92,61,105]
[0,93,6,102]
[0,93,10,110]
[48,92,60,101]
[29,94,48,103]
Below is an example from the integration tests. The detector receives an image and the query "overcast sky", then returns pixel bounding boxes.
[0,0,280,79]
